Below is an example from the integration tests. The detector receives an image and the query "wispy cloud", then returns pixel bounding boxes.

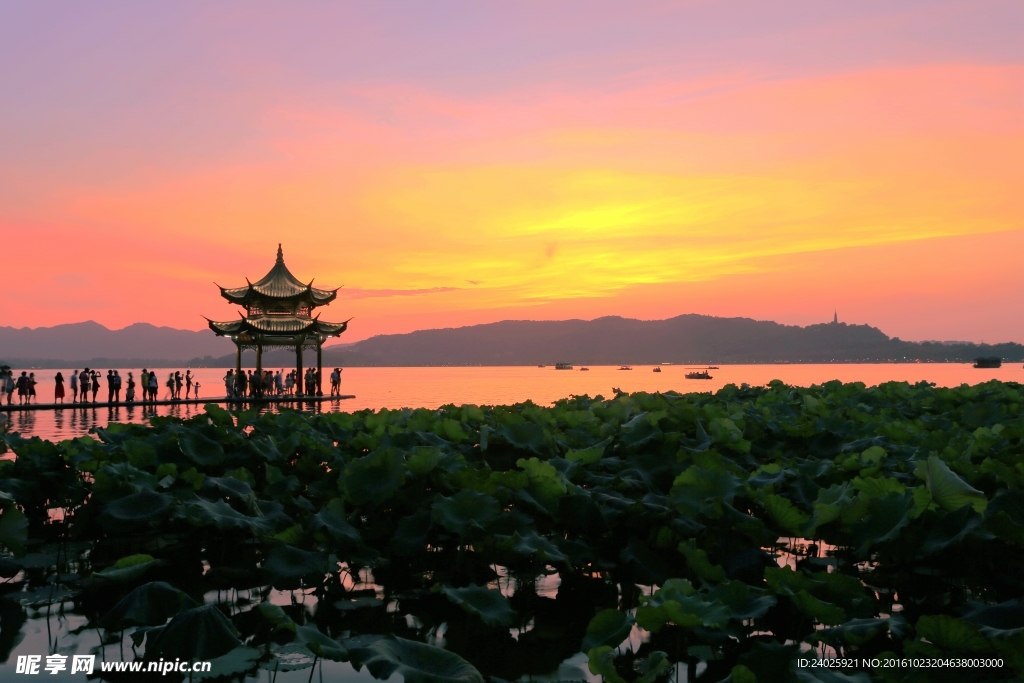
[337,287,460,299]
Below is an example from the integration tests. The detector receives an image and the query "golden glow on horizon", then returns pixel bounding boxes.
[2,58,1022,341]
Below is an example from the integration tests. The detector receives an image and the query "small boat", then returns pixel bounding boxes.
[618,366,632,370]
[537,365,545,368]
[708,366,719,369]
[652,367,661,373]
[555,363,573,370]
[579,367,590,371]
[974,357,1001,369]
[685,370,713,380]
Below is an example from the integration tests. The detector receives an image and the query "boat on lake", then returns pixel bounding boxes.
[555,363,573,370]
[580,367,590,371]
[618,366,632,370]
[652,367,661,373]
[685,370,713,379]
[974,357,1001,368]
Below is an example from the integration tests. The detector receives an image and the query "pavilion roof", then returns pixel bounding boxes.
[219,245,338,306]
[207,316,349,338]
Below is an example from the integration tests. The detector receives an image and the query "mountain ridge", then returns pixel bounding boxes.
[3,316,1021,368]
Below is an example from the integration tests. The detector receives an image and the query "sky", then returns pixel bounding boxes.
[1,1,1022,343]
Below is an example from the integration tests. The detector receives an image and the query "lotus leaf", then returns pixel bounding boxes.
[349,635,484,683]
[849,492,913,552]
[182,497,275,533]
[985,489,1024,545]
[764,494,812,536]
[193,646,262,681]
[147,604,242,660]
[407,447,443,475]
[635,651,670,683]
[494,423,548,454]
[813,615,909,647]
[179,430,226,466]
[261,544,329,584]
[257,601,294,630]
[923,454,988,513]
[431,489,500,537]
[98,490,172,532]
[202,476,256,501]
[963,600,1024,639]
[100,581,198,630]
[335,597,383,611]
[92,554,164,582]
[294,622,349,661]
[310,507,361,548]
[790,590,847,626]
[620,538,671,585]
[586,646,626,683]
[439,584,517,628]
[913,615,990,653]
[343,448,406,506]
[581,609,634,651]
[705,581,776,621]
[7,381,1024,680]
[679,540,727,583]
[0,506,28,556]
[507,531,568,564]
[263,643,317,671]
[393,508,432,555]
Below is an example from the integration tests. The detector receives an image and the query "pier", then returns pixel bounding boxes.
[1,395,355,412]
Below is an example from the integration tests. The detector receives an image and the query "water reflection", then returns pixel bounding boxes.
[5,363,1020,442]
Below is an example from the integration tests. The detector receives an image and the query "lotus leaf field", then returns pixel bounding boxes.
[1,380,1023,682]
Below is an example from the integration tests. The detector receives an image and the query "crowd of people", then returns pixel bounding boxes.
[0,366,202,405]
[1,365,346,405]
[221,367,343,398]
[1,365,344,405]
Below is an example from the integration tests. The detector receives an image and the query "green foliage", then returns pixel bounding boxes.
[438,584,517,628]
[349,635,484,683]
[1,381,1022,680]
[100,581,198,630]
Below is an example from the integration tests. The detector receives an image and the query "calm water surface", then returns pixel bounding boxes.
[3,363,1021,441]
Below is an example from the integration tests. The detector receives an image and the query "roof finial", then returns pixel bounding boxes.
[276,244,284,265]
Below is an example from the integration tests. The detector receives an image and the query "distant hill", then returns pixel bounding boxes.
[3,316,1022,369]
[0,321,232,368]
[316,315,1024,366]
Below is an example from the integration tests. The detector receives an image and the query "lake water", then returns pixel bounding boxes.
[3,363,1021,441]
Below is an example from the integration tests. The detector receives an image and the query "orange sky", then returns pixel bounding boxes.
[2,2,1022,342]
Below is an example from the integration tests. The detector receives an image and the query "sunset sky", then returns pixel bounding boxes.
[2,1,1022,343]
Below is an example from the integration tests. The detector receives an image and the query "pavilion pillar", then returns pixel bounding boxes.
[296,336,304,397]
[234,343,242,400]
[255,343,263,398]
[316,343,323,396]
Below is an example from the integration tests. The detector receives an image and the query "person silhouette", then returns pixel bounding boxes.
[54,372,65,404]
[16,372,28,405]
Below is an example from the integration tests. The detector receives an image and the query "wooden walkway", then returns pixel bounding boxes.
[0,395,355,412]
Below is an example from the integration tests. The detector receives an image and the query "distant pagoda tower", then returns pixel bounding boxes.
[833,311,838,324]
[206,245,349,396]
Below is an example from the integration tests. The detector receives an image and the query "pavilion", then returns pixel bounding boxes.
[206,245,349,396]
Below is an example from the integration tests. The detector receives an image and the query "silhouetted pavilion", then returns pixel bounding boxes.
[206,245,349,396]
